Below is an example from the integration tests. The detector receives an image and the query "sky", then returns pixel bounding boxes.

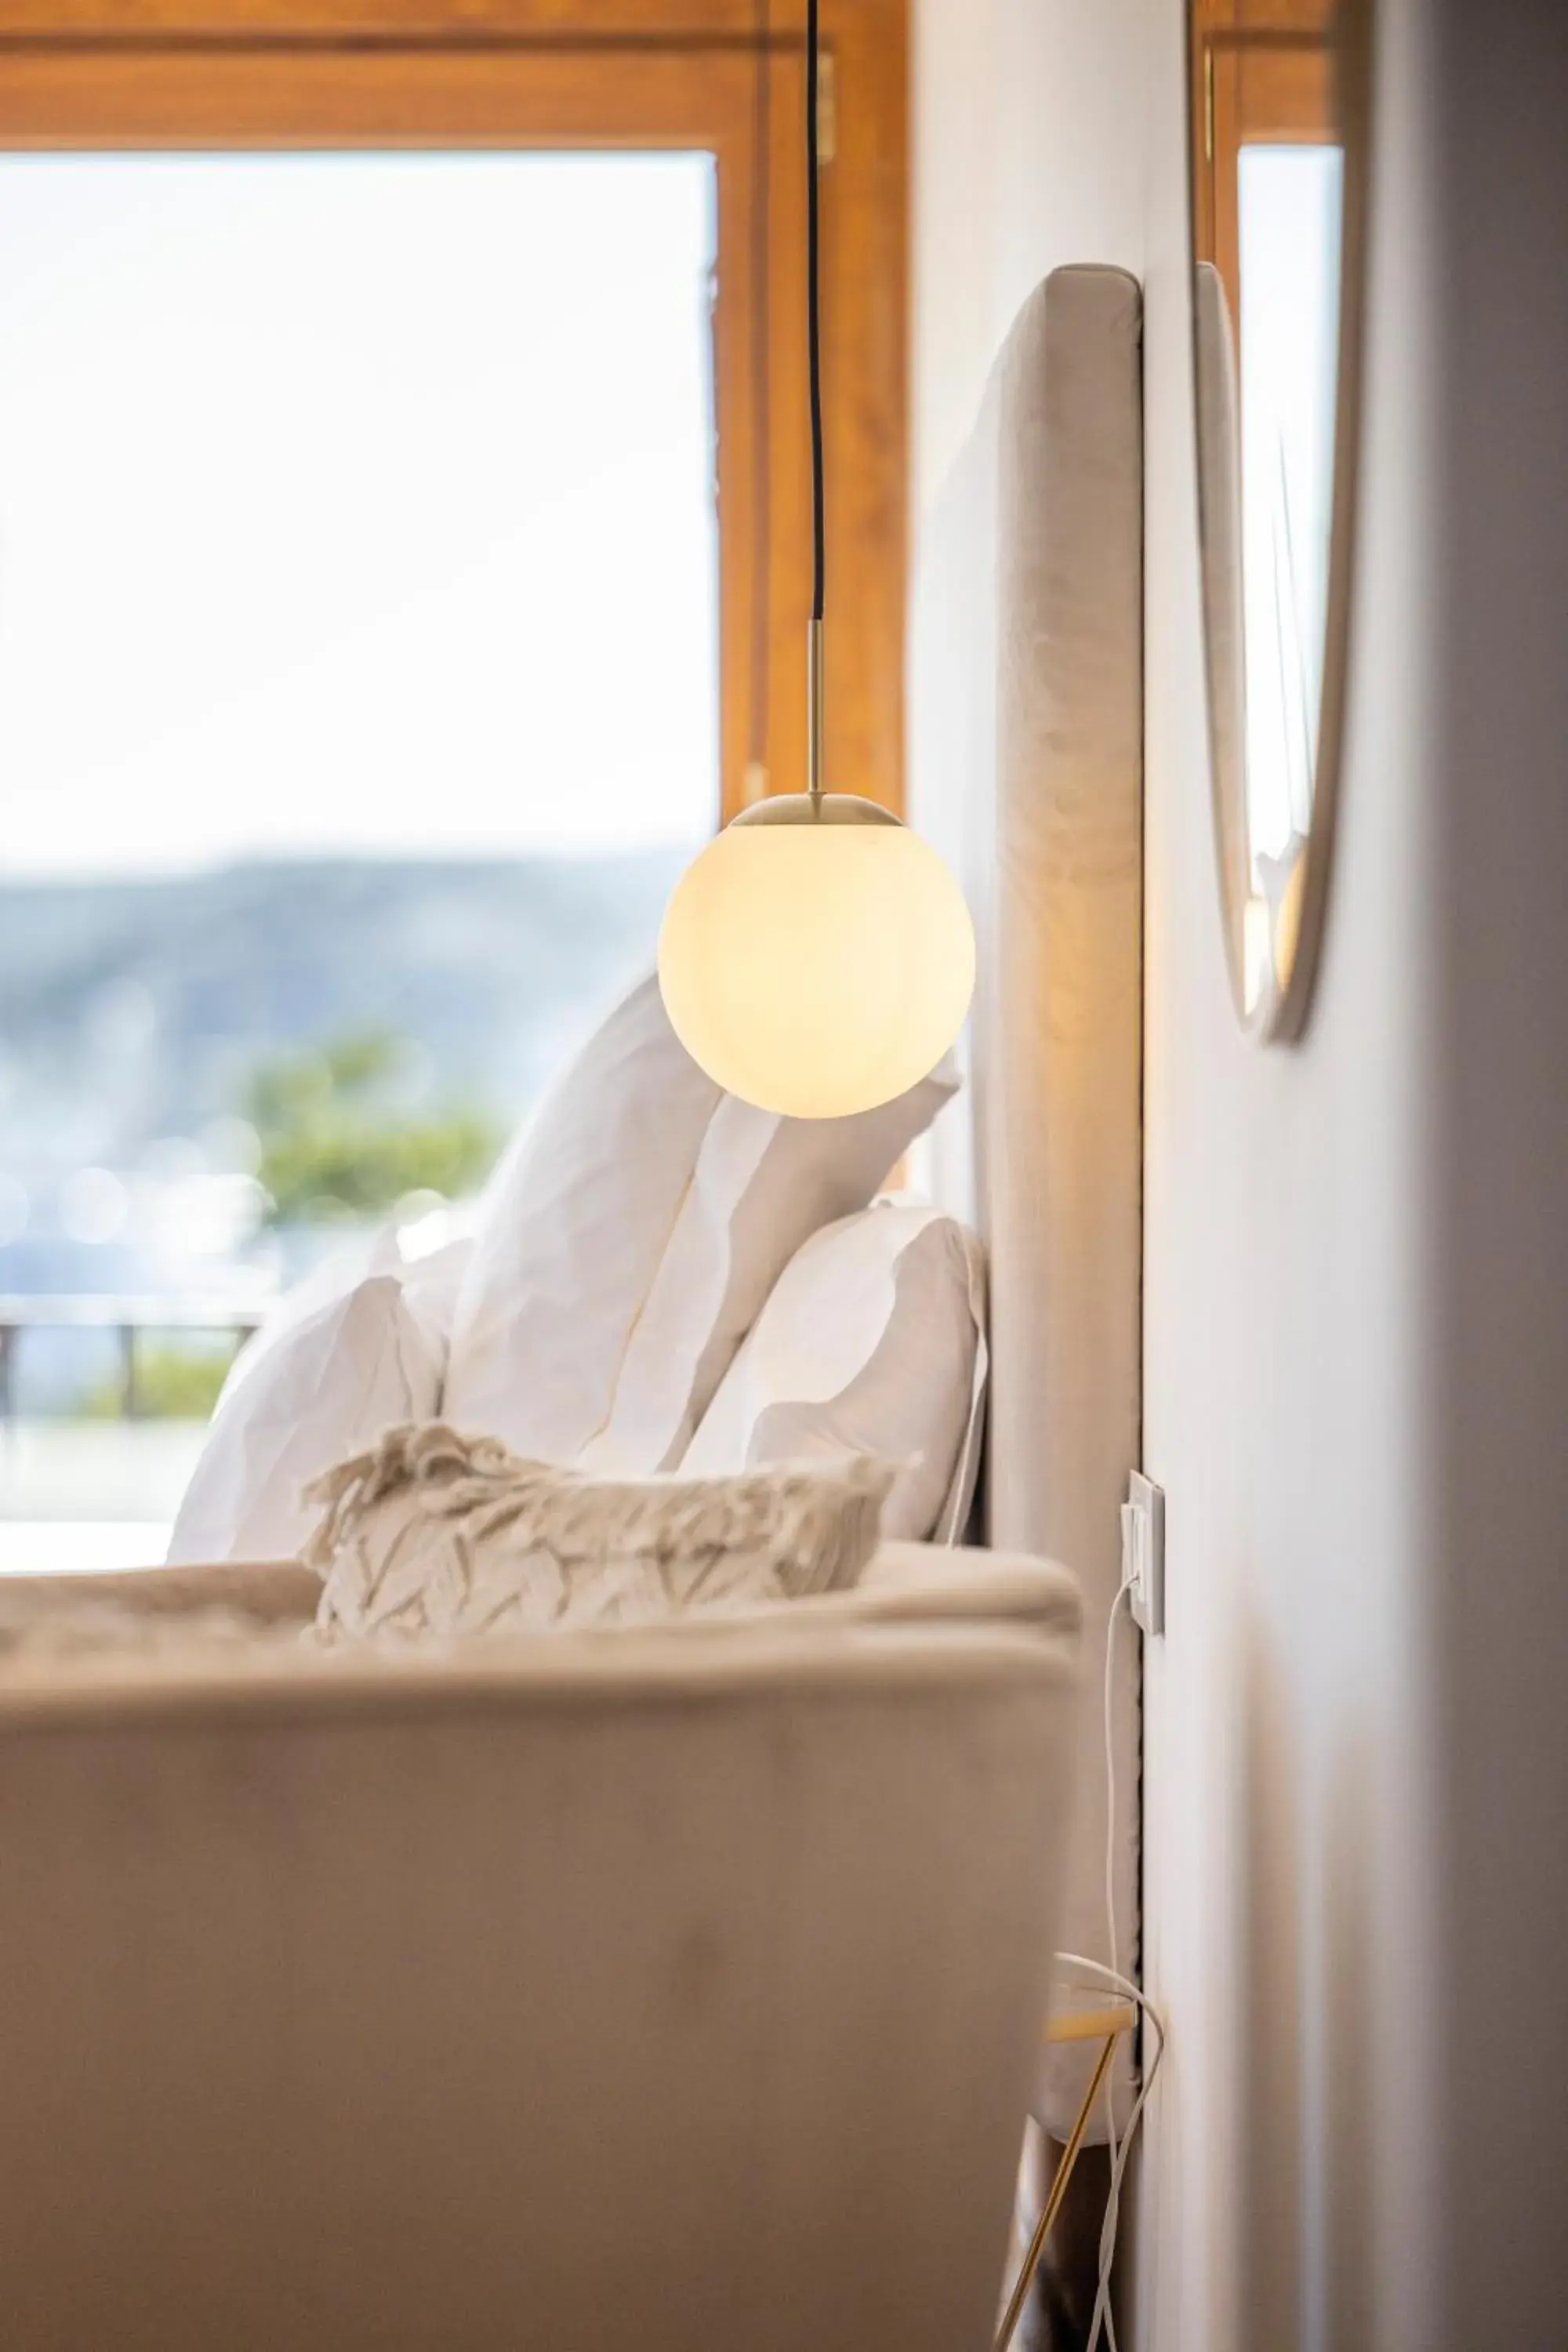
[0,151,720,877]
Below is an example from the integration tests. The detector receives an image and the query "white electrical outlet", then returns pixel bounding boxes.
[1122,1470,1166,1637]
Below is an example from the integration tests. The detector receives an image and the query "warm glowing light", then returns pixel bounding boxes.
[659,808,975,1118]
[659,0,975,1121]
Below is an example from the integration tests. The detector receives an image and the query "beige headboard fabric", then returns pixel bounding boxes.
[914,266,1144,2128]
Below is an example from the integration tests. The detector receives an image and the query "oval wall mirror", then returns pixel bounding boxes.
[1188,0,1372,1040]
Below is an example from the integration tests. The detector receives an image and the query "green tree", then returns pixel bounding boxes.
[81,1341,236,1422]
[245,1032,500,1227]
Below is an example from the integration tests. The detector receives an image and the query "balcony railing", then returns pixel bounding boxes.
[0,1295,267,1425]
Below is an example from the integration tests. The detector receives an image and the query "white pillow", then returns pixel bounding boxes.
[165,1235,470,1566]
[679,1203,987,1543]
[442,976,959,1474]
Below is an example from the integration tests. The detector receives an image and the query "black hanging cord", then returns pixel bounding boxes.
[806,0,825,626]
[746,0,773,789]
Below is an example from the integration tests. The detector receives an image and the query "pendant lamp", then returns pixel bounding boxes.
[658,0,974,1120]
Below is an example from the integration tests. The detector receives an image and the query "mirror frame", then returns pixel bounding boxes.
[1187,0,1375,1043]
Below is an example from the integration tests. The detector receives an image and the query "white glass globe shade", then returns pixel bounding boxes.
[658,804,975,1118]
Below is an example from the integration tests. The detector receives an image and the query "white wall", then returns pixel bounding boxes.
[913,0,1148,515]
[1138,0,1438,2339]
[913,0,1568,2344]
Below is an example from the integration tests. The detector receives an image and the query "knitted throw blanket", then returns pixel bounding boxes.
[304,1423,895,1642]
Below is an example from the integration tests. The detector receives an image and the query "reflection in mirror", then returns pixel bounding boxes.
[1189,0,1370,1037]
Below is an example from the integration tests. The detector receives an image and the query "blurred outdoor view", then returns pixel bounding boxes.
[0,151,720,1567]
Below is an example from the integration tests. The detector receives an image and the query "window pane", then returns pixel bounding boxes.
[0,151,719,1558]
[1237,140,1343,876]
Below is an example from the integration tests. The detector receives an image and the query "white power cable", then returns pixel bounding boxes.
[1105,1563,1134,1988]
[1064,1540,1166,2352]
[1001,1538,1167,2352]
[1053,1950,1166,2352]
[1091,1571,1134,2352]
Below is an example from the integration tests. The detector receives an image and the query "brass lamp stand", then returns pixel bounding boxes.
[994,2002,1138,2351]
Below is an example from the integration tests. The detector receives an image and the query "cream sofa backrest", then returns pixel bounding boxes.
[0,1561,1077,2352]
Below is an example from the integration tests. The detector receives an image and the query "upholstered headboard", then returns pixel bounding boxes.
[913,266,1144,2127]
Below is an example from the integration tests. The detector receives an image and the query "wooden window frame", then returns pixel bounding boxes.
[0,0,907,826]
[1191,0,1336,336]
